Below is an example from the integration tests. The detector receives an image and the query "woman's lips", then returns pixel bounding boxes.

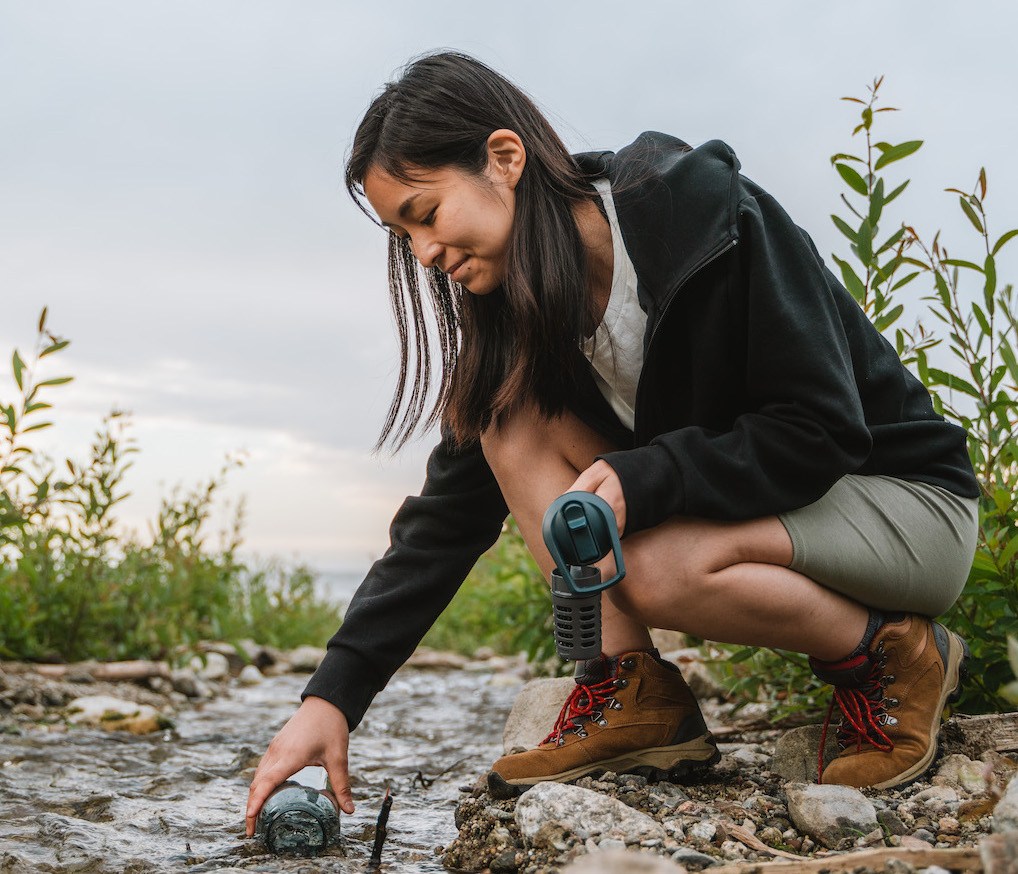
[448,258,468,282]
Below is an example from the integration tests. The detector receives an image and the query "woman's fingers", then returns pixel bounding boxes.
[325,754,355,814]
[246,754,291,836]
[245,697,354,835]
[569,460,627,536]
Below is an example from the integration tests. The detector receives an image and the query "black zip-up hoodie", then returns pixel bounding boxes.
[303,133,978,730]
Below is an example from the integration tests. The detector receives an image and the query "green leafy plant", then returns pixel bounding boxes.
[426,517,562,671]
[1,310,340,662]
[716,78,1018,719]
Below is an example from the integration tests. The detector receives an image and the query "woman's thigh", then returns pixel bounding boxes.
[778,474,979,617]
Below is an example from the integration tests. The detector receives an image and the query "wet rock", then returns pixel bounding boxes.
[237,638,277,671]
[561,847,687,873]
[785,782,878,849]
[935,754,988,794]
[65,695,170,734]
[502,676,575,754]
[515,782,666,845]
[769,725,839,782]
[169,668,201,697]
[237,665,263,686]
[404,647,468,670]
[993,771,1018,832]
[190,651,230,681]
[287,645,327,672]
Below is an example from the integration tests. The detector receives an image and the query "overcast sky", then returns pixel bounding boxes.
[2,2,1016,572]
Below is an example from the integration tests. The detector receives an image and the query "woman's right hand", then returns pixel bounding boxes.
[245,695,355,836]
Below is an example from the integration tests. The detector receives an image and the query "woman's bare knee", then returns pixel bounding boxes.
[481,404,616,477]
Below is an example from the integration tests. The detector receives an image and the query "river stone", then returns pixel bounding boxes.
[670,848,719,869]
[936,754,987,794]
[405,648,469,669]
[770,725,840,782]
[191,651,230,680]
[287,645,326,672]
[993,770,1018,832]
[515,782,666,845]
[913,785,959,804]
[502,676,576,754]
[65,695,168,734]
[561,847,687,873]
[785,782,878,849]
[238,665,263,685]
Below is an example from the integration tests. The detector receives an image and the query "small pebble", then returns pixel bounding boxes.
[689,821,717,843]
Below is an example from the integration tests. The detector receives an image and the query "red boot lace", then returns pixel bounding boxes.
[542,677,618,746]
[818,650,896,780]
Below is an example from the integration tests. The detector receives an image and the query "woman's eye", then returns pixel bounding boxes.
[421,208,437,227]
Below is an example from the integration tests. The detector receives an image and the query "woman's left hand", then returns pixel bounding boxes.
[569,459,627,537]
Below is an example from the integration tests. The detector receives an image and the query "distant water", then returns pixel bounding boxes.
[313,568,368,613]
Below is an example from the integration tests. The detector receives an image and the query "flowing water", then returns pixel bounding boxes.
[0,666,521,872]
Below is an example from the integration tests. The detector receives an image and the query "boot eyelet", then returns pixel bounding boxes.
[597,719,608,727]
[620,658,636,671]
[616,678,629,688]
[612,701,623,710]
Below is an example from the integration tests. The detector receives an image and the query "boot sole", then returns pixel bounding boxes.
[488,733,720,797]
[868,629,969,790]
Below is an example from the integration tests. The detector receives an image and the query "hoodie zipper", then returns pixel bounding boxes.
[632,236,738,446]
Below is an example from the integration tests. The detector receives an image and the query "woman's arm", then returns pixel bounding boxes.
[600,187,875,534]
[301,431,508,730]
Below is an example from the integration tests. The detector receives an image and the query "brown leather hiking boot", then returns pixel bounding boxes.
[811,615,969,790]
[487,650,719,798]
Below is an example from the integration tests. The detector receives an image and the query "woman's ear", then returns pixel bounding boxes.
[485,129,526,189]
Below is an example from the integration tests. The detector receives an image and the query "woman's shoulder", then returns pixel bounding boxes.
[576,134,744,286]
[575,132,741,196]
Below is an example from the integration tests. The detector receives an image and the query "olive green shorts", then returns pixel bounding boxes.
[778,474,978,618]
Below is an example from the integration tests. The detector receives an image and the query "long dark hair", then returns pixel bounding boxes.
[346,51,599,450]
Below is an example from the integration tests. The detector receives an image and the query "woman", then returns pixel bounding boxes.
[246,51,978,831]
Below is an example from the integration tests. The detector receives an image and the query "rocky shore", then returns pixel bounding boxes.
[442,669,1018,874]
[3,641,1017,874]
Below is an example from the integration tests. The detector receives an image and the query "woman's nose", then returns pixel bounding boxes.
[412,234,443,269]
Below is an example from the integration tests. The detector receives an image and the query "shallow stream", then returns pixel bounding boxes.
[1,667,520,872]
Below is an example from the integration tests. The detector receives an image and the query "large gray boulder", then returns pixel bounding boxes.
[515,782,666,845]
[502,676,576,754]
[784,782,878,849]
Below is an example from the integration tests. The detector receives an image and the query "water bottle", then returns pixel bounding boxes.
[542,492,626,665]
[256,766,340,856]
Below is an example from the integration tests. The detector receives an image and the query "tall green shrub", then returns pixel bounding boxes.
[717,78,1018,716]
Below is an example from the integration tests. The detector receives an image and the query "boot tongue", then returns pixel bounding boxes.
[575,648,661,685]
[575,653,615,685]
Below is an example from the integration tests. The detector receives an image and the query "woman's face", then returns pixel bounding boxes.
[362,132,524,296]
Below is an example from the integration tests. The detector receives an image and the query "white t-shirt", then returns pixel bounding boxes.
[580,178,647,431]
